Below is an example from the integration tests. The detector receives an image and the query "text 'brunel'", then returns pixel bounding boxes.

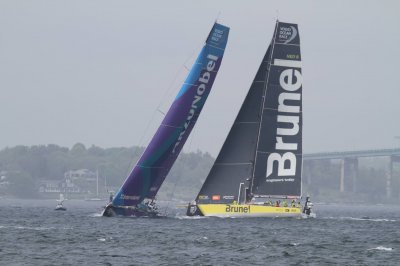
[266,62,302,179]
[172,54,218,154]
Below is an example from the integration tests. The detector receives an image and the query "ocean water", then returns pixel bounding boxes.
[0,199,399,265]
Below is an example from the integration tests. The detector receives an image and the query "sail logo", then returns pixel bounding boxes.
[211,28,224,43]
[223,195,235,200]
[172,54,219,154]
[120,194,140,200]
[225,205,251,213]
[212,195,221,201]
[278,26,297,44]
[266,63,302,179]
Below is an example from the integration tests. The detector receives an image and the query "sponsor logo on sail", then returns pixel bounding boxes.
[223,195,235,200]
[278,25,297,44]
[120,194,140,200]
[210,28,224,43]
[266,58,302,181]
[172,54,219,154]
[212,195,221,201]
[198,195,209,200]
[225,205,251,213]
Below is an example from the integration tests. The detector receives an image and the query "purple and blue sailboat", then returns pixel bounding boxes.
[102,22,229,217]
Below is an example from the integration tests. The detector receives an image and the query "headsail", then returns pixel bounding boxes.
[196,46,272,204]
[112,23,230,207]
[196,21,302,205]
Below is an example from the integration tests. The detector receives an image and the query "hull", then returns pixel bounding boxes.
[102,204,159,218]
[197,204,302,218]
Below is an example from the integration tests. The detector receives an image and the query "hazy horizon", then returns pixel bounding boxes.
[1,1,399,156]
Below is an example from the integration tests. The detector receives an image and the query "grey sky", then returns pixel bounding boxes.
[1,0,399,156]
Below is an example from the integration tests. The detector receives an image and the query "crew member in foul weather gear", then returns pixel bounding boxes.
[109,192,113,203]
[282,200,288,207]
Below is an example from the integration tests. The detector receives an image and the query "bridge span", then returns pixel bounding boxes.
[303,148,400,198]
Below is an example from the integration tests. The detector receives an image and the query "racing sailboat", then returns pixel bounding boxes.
[102,22,230,217]
[187,21,313,218]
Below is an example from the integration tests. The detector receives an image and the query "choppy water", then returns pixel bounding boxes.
[0,199,399,265]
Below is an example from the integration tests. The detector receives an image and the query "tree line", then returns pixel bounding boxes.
[0,143,213,200]
[0,144,397,203]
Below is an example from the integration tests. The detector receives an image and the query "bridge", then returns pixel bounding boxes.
[304,148,400,160]
[303,148,400,198]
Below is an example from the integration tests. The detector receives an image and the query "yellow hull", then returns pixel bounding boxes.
[197,204,302,218]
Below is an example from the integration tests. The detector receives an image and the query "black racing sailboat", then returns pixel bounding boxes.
[187,20,314,217]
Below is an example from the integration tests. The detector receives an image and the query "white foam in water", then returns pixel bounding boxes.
[175,215,207,220]
[97,238,106,242]
[324,217,396,222]
[368,246,393,251]
[342,217,396,222]
[14,225,55,231]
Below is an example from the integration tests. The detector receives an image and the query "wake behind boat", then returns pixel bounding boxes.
[102,22,230,217]
[187,20,315,218]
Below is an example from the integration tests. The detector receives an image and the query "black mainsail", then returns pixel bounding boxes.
[251,21,302,198]
[196,21,302,205]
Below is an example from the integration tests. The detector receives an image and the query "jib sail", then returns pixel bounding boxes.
[113,23,230,207]
[196,45,272,204]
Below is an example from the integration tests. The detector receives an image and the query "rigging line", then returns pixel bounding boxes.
[162,41,205,109]
[123,27,208,201]
[250,21,279,195]
[128,42,204,178]
[162,120,199,216]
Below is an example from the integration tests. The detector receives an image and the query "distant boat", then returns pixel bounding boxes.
[55,193,67,211]
[187,20,314,218]
[102,22,230,217]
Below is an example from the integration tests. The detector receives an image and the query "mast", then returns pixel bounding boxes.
[249,21,279,196]
[96,169,99,198]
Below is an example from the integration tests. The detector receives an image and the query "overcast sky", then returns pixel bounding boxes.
[1,0,399,156]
